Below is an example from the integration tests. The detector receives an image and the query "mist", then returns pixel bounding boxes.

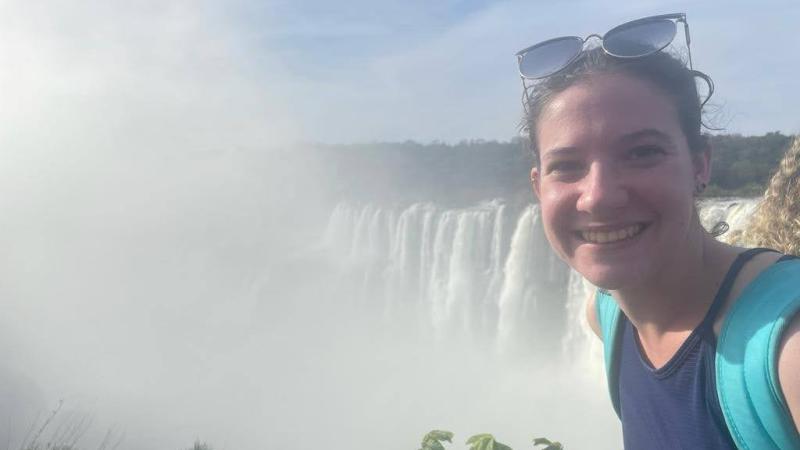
[0,1,721,449]
[0,1,327,448]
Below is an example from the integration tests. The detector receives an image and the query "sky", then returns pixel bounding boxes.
[239,0,800,143]
[3,0,799,148]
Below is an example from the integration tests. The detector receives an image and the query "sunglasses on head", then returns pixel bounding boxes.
[516,13,692,80]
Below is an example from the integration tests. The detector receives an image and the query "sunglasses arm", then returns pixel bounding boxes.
[680,17,692,69]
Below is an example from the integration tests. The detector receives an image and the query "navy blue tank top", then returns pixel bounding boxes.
[617,248,796,450]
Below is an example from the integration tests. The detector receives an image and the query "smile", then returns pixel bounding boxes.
[579,224,645,244]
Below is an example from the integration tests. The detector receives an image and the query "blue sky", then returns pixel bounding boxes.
[241,0,800,143]
[3,0,799,147]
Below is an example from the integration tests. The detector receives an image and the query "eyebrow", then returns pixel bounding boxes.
[617,128,675,146]
[541,146,580,161]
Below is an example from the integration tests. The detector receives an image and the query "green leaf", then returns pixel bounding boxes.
[465,433,512,450]
[420,430,454,450]
[466,434,492,444]
[421,442,445,450]
[532,437,563,450]
[466,433,488,449]
[424,430,453,443]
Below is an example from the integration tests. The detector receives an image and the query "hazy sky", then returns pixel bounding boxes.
[2,2,791,448]
[4,0,799,147]
[244,0,800,143]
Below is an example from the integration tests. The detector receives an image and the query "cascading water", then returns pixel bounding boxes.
[324,201,573,354]
[325,199,756,350]
[699,197,761,239]
[321,196,762,398]
[0,194,760,450]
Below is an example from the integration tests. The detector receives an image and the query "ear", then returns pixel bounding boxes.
[531,166,541,200]
[692,141,712,185]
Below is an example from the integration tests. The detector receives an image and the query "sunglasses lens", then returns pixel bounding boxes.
[603,19,677,57]
[518,37,583,79]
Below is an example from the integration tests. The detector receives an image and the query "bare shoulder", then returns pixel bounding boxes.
[713,250,784,337]
[778,311,800,433]
[586,290,602,340]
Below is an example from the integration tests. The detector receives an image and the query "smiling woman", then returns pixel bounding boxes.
[532,73,703,291]
[517,14,800,450]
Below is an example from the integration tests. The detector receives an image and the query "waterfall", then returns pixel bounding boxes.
[323,200,571,360]
[324,201,528,335]
[322,197,761,361]
[699,197,760,239]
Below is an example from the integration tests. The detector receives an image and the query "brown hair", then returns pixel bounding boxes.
[522,47,711,166]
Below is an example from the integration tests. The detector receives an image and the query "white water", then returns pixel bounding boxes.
[324,197,759,355]
[321,200,615,449]
[0,196,759,450]
[324,201,574,350]
[315,197,759,449]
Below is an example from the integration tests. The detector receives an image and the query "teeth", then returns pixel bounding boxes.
[581,224,643,244]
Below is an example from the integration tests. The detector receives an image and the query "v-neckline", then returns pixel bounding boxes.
[628,248,774,374]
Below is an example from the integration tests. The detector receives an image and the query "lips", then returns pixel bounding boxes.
[578,223,646,244]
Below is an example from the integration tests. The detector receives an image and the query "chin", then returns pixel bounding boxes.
[573,263,642,292]
[562,236,655,291]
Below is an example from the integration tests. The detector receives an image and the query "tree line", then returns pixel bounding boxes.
[310,132,794,205]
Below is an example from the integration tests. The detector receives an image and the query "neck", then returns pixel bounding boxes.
[611,221,737,340]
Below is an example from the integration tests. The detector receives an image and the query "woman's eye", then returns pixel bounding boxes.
[627,145,665,160]
[547,160,583,174]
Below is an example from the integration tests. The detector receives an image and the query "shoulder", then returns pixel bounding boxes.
[587,288,621,340]
[717,257,800,438]
[777,261,800,433]
[778,310,800,434]
[712,250,785,337]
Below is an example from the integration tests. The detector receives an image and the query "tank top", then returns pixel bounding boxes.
[618,248,796,450]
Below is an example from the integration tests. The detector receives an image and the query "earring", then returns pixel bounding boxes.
[695,182,707,195]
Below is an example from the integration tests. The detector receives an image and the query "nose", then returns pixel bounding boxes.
[575,161,629,214]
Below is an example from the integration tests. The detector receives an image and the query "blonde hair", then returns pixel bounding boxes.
[730,136,800,255]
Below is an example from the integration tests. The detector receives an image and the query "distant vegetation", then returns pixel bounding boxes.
[706,132,793,197]
[311,132,794,205]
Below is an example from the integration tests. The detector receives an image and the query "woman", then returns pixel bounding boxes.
[516,14,800,449]
[730,136,800,255]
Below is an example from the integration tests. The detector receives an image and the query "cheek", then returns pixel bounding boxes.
[538,187,574,249]
[651,171,695,212]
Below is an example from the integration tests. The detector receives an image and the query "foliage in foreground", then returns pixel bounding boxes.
[419,430,563,450]
[532,437,564,450]
[421,430,455,450]
[187,441,213,450]
[17,401,216,450]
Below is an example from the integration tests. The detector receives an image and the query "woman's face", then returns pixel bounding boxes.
[531,73,710,290]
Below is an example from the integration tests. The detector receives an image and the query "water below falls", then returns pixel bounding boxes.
[0,195,759,450]
[317,197,758,449]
